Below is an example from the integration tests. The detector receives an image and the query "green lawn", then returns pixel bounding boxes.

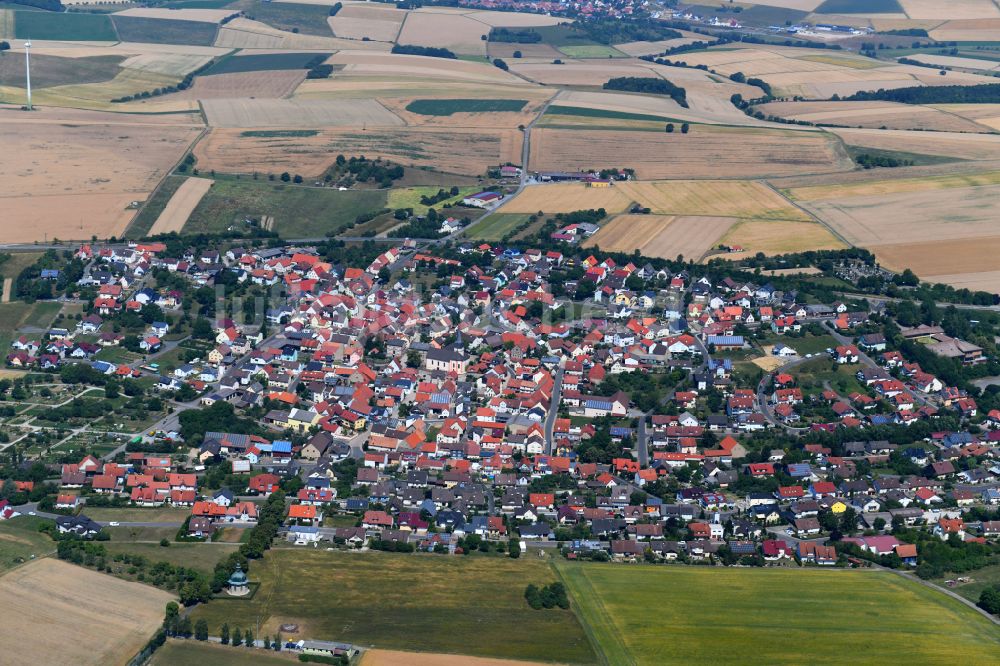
[0,301,62,351]
[183,179,387,239]
[104,541,240,574]
[190,549,596,664]
[94,346,143,365]
[150,640,295,666]
[0,515,55,574]
[404,99,528,116]
[463,213,531,241]
[14,10,117,41]
[791,357,867,396]
[558,44,625,58]
[557,563,1000,665]
[85,506,192,523]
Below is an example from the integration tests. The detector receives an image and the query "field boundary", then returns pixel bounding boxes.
[759,178,854,249]
[553,563,629,666]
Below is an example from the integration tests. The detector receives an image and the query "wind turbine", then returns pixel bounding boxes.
[24,39,32,111]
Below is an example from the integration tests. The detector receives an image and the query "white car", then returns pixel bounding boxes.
[109,521,120,527]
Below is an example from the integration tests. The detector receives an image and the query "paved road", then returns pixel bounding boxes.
[543,363,565,456]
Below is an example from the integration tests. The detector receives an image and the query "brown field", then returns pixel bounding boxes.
[550,87,768,127]
[113,7,235,22]
[201,97,403,128]
[753,354,789,373]
[511,60,667,87]
[615,37,706,57]
[872,236,1000,284]
[397,12,489,56]
[0,107,201,242]
[932,104,1000,131]
[149,177,214,235]
[900,0,999,20]
[195,126,521,176]
[831,128,1000,160]
[176,70,306,100]
[361,649,552,666]
[584,214,738,260]
[339,4,409,21]
[328,17,401,42]
[717,219,847,257]
[0,558,175,666]
[758,100,992,132]
[528,126,852,179]
[614,180,811,220]
[745,0,822,9]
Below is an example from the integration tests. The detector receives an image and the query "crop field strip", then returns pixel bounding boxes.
[556,563,1000,665]
[14,10,118,41]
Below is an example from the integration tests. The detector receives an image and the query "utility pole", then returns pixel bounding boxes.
[24,39,32,111]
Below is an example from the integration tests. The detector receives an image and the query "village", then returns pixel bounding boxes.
[0,232,994,586]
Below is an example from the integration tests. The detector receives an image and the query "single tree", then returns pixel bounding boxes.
[220,623,230,645]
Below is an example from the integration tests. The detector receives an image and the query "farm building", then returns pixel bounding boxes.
[463,191,503,208]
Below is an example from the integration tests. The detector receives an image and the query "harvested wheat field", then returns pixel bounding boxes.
[0,558,175,666]
[900,0,999,20]
[462,10,563,27]
[195,126,521,176]
[510,60,666,87]
[872,236,1000,286]
[329,10,404,42]
[325,51,527,84]
[503,182,635,215]
[381,93,552,129]
[903,53,1000,72]
[832,128,1000,161]
[615,180,811,220]
[119,52,214,77]
[757,100,992,132]
[528,126,851,179]
[717,220,846,257]
[799,190,1000,246]
[0,107,200,241]
[202,97,403,127]
[361,649,551,666]
[397,12,488,56]
[784,170,1000,203]
[930,20,1000,42]
[584,214,738,260]
[149,177,214,235]
[175,70,306,100]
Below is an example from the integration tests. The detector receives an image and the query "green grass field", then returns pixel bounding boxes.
[387,186,477,214]
[104,542,240,574]
[182,179,387,239]
[529,24,600,48]
[0,515,55,573]
[845,145,962,167]
[405,98,528,116]
[14,10,117,41]
[111,16,218,46]
[86,506,193,523]
[126,175,186,239]
[0,251,42,281]
[239,130,320,138]
[151,640,293,666]
[558,44,625,58]
[557,563,1000,665]
[227,0,333,36]
[464,213,531,241]
[0,301,62,350]
[206,52,330,75]
[933,564,1000,605]
[190,549,596,664]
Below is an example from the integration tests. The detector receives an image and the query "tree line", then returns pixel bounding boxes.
[391,44,456,59]
[844,82,1000,104]
[603,77,687,108]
